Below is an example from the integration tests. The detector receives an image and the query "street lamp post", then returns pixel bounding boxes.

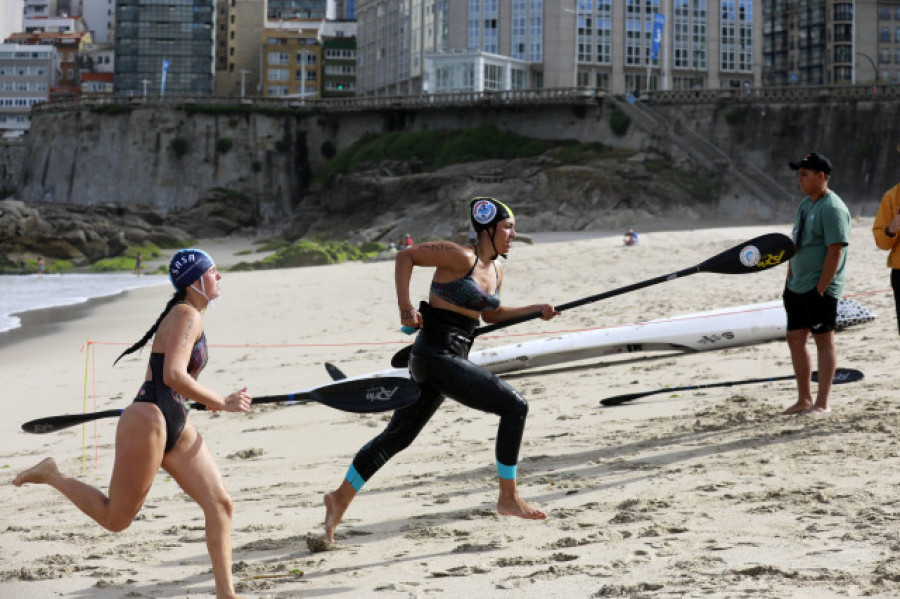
[856,52,878,88]
[239,69,250,98]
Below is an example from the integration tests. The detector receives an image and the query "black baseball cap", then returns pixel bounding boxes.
[789,152,832,175]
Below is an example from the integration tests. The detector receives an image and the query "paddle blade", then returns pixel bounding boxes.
[324,362,348,381]
[192,377,420,414]
[21,409,124,434]
[308,376,419,412]
[698,233,794,275]
[812,367,864,384]
[391,345,413,369]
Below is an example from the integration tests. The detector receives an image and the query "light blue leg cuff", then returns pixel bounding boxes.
[497,461,517,480]
[346,464,366,492]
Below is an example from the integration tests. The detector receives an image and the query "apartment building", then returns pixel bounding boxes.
[215,0,265,97]
[114,0,216,96]
[7,29,91,98]
[355,0,764,96]
[1,1,25,42]
[262,24,321,98]
[320,19,356,97]
[0,43,57,132]
[23,0,60,20]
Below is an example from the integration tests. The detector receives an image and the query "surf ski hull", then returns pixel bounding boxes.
[332,298,874,381]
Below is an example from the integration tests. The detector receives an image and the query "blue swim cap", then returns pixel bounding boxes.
[169,248,215,290]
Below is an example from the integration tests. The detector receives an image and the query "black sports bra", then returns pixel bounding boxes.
[430,255,501,312]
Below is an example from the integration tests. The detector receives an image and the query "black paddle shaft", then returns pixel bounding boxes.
[22,377,421,434]
[391,233,794,368]
[479,232,794,336]
[600,367,864,406]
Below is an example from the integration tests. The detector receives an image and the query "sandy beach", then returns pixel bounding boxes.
[1,219,899,598]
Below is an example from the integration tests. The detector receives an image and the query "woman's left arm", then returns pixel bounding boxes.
[481,265,560,324]
[482,303,559,324]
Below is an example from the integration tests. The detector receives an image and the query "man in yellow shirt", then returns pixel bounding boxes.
[872,152,900,333]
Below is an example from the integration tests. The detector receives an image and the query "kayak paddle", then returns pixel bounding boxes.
[390,232,795,368]
[21,376,420,434]
[599,367,864,406]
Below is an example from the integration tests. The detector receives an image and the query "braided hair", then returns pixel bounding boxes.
[113,288,187,365]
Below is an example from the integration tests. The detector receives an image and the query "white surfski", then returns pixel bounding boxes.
[327,298,875,381]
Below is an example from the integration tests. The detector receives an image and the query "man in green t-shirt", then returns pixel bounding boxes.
[782,152,850,416]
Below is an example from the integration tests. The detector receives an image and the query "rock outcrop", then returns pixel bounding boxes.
[0,187,261,270]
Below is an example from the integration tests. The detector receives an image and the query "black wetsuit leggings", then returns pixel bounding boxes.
[350,305,529,484]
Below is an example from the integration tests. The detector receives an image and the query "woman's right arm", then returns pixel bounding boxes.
[161,305,252,413]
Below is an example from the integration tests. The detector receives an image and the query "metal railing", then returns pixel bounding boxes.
[643,83,899,105]
[31,87,605,115]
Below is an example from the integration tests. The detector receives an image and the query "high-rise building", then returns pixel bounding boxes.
[80,0,116,43]
[761,0,886,87]
[114,0,215,96]
[267,0,326,20]
[355,0,763,96]
[328,0,355,20]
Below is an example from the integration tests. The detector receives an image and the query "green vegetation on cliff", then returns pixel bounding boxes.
[319,126,556,177]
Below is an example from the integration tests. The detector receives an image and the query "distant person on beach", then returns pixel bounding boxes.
[623,228,639,246]
[782,153,850,416]
[13,248,252,599]
[871,152,900,333]
[322,197,560,544]
[404,233,414,249]
[36,256,44,279]
[134,252,143,276]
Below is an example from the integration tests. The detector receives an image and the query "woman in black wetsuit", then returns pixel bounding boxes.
[13,249,252,599]
[323,197,559,544]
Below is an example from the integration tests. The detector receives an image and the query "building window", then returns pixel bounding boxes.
[483,63,502,89]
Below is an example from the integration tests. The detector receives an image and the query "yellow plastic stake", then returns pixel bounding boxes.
[81,338,91,473]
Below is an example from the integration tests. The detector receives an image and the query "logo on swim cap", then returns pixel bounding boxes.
[739,245,761,268]
[472,199,498,225]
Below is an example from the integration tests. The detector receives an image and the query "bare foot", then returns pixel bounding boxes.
[802,406,831,417]
[323,491,348,544]
[497,496,547,520]
[782,401,812,415]
[12,457,59,487]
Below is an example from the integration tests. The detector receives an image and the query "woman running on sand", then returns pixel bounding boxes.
[13,248,252,599]
[323,197,559,543]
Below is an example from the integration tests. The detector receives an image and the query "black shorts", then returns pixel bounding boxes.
[782,287,838,334]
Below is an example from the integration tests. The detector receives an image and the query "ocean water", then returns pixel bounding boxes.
[0,273,168,334]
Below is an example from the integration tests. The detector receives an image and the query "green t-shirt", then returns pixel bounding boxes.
[787,190,850,297]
